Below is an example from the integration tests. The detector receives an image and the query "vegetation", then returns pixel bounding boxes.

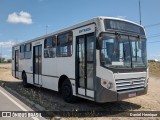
[0,57,12,63]
[148,61,160,77]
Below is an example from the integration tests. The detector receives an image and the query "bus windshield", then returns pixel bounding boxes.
[100,33,147,69]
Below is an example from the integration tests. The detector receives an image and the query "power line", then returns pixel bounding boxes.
[148,33,160,37]
[147,32,160,39]
[148,40,160,43]
[144,23,160,28]
[147,33,160,43]
[147,34,160,38]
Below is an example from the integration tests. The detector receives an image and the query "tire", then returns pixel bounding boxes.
[61,79,77,103]
[22,72,30,88]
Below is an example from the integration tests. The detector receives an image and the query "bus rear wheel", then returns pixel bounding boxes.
[22,72,30,88]
[61,79,77,103]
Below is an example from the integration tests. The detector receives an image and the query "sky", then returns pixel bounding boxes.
[0,0,160,60]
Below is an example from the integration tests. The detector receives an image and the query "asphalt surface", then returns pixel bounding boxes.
[0,86,46,120]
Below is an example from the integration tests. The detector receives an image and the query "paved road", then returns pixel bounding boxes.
[0,86,46,120]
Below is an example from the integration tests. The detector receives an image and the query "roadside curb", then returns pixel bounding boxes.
[4,86,46,111]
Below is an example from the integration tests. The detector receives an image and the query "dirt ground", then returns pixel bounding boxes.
[0,63,18,82]
[0,63,160,120]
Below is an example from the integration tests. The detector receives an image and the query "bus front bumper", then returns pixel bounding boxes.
[117,87,148,101]
[95,77,148,103]
[95,85,148,103]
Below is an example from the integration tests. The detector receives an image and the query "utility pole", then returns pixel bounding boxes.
[139,0,142,25]
[46,25,48,34]
[15,38,18,44]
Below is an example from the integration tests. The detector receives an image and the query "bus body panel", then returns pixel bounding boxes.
[114,72,146,79]
[26,73,33,84]
[96,65,116,91]
[42,76,59,91]
[12,60,15,77]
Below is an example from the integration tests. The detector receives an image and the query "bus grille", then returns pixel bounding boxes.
[115,78,145,92]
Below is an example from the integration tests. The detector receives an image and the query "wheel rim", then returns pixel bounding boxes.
[63,85,71,98]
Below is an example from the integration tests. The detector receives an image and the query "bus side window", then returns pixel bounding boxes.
[44,36,56,58]
[56,31,73,57]
[25,43,32,59]
[67,31,73,56]
[20,45,25,59]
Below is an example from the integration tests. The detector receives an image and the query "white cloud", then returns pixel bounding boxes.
[7,11,32,24]
[0,40,15,48]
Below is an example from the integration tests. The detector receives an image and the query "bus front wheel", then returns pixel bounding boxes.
[61,79,77,103]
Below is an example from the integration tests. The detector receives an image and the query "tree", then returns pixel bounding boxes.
[7,59,12,63]
[0,57,5,63]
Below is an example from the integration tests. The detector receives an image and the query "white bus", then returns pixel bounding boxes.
[12,16,148,103]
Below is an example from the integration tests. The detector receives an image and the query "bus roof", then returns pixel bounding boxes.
[12,16,144,47]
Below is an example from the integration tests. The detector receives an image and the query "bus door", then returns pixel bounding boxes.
[33,45,42,85]
[15,50,19,78]
[76,33,95,98]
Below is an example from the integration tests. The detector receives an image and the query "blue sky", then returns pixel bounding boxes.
[0,0,160,60]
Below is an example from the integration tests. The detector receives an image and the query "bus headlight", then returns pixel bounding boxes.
[106,82,113,89]
[101,80,113,90]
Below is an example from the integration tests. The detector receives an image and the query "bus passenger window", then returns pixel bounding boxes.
[25,43,32,59]
[56,31,73,57]
[44,36,56,58]
[20,45,25,59]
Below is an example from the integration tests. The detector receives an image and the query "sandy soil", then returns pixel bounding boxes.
[126,76,160,110]
[0,63,160,120]
[0,63,18,82]
[0,63,11,69]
